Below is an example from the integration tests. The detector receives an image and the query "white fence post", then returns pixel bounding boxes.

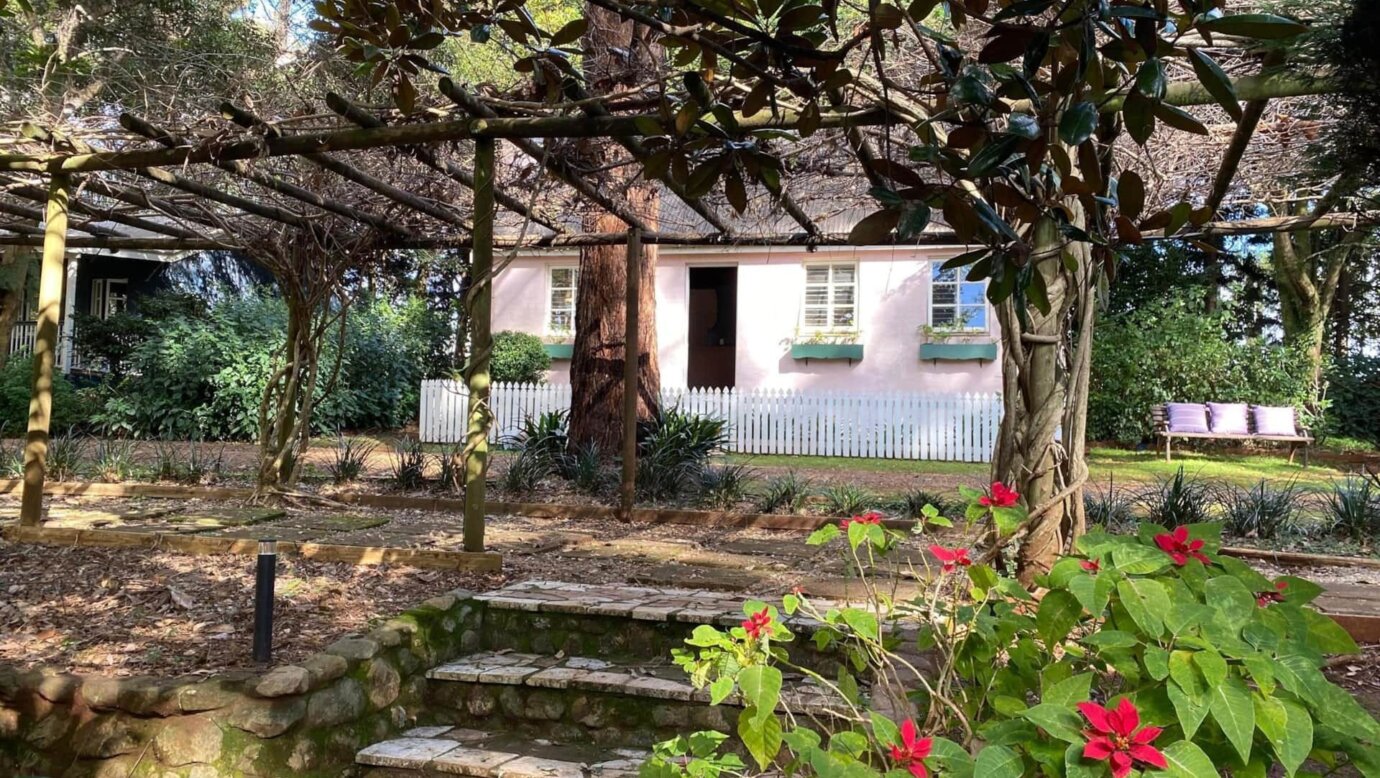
[418,380,1003,462]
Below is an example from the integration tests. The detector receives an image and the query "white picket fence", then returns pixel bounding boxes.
[419,380,1003,462]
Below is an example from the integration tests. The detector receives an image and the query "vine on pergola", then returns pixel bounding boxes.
[312,0,1353,578]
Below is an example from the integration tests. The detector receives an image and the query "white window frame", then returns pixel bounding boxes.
[800,261,859,334]
[545,265,579,336]
[928,262,988,333]
[90,278,129,320]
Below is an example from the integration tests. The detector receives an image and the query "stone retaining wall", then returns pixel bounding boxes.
[0,589,482,778]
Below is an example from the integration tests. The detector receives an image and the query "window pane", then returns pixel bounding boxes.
[932,266,957,283]
[932,285,956,306]
[551,267,575,288]
[804,288,829,306]
[833,286,855,306]
[551,289,574,309]
[963,305,987,329]
[932,306,955,326]
[833,307,855,328]
[806,266,830,284]
[551,311,573,331]
[832,264,855,283]
[804,308,829,328]
[960,282,986,305]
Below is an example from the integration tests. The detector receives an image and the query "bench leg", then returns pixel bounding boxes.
[1288,444,1296,465]
[1164,436,1172,463]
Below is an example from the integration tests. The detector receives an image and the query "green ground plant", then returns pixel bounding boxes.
[755,471,814,514]
[646,487,1380,778]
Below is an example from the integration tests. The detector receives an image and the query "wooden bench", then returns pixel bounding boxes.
[1151,404,1313,465]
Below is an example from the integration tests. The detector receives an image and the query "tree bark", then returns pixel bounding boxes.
[568,6,662,452]
[0,248,31,369]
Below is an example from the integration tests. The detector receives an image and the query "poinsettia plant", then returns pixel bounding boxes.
[643,486,1380,778]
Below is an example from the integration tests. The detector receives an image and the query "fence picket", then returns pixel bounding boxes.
[418,380,1001,462]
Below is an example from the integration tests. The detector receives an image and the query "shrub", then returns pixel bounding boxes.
[46,429,85,482]
[1327,355,1380,445]
[490,331,551,384]
[507,410,569,464]
[498,448,549,496]
[389,437,427,490]
[1136,466,1213,528]
[698,463,756,510]
[1083,481,1137,531]
[1325,475,1380,542]
[635,407,728,502]
[92,438,138,483]
[756,470,813,514]
[1220,479,1306,540]
[820,484,874,517]
[654,487,1380,778]
[896,488,959,521]
[1089,295,1317,443]
[327,436,376,484]
[0,358,93,432]
[435,443,462,493]
[560,441,608,495]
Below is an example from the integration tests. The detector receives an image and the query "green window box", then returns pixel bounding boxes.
[790,343,864,362]
[542,343,574,360]
[918,342,998,362]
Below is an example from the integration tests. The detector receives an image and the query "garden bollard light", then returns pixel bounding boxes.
[253,539,276,663]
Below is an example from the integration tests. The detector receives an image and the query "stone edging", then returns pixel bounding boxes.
[0,588,484,777]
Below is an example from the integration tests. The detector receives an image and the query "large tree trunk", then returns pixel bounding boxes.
[993,213,1096,585]
[568,6,662,451]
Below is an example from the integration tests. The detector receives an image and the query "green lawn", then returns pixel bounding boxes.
[723,448,1356,490]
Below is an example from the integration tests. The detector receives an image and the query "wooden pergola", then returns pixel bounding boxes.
[0,75,1358,552]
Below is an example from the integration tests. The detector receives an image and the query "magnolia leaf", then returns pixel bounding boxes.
[898,202,932,240]
[1118,170,1146,220]
[1154,102,1210,135]
[1058,101,1098,146]
[1198,13,1310,39]
[549,18,587,46]
[1187,48,1243,121]
[1007,112,1041,139]
[1135,58,1166,99]
[848,209,900,245]
[1123,91,1155,145]
[1209,675,1256,763]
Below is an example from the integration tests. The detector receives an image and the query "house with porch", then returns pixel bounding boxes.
[492,241,1002,395]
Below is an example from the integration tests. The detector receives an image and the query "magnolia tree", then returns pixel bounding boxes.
[312,0,1339,575]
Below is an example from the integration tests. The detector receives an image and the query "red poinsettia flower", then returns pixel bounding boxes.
[1257,580,1288,607]
[979,481,1020,508]
[1153,526,1211,566]
[929,545,972,573]
[741,607,772,640]
[1081,559,1101,573]
[840,511,883,530]
[1078,698,1167,778]
[888,719,933,778]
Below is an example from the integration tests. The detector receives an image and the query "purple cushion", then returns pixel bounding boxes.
[1207,402,1249,435]
[1253,405,1297,437]
[1166,403,1209,433]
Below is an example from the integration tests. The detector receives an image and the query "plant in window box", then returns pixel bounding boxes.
[790,327,864,362]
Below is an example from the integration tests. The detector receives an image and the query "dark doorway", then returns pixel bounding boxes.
[687,266,737,388]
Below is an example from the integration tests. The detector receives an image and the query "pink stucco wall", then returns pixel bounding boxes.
[490,245,1002,393]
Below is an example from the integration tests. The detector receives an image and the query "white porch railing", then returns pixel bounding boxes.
[419,380,1003,462]
[8,320,36,358]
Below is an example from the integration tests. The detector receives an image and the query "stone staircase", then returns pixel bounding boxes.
[355,581,856,777]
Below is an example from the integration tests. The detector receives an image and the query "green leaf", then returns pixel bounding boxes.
[1209,675,1256,763]
[1198,13,1310,39]
[841,608,880,640]
[1168,681,1211,738]
[1007,112,1040,139]
[1043,672,1093,708]
[709,675,734,704]
[1021,703,1085,743]
[1037,590,1083,648]
[1161,740,1218,778]
[1169,651,1206,699]
[1205,575,1256,628]
[898,202,932,241]
[1064,743,1103,778]
[1123,91,1155,145]
[807,524,840,545]
[1144,646,1171,681]
[1058,101,1098,146]
[1118,170,1146,220]
[1256,694,1312,776]
[973,744,1023,778]
[1117,577,1169,637]
[1135,58,1166,99]
[1068,572,1115,616]
[1111,544,1170,574]
[1194,649,1228,687]
[1302,608,1360,655]
[929,737,975,778]
[737,705,782,769]
[737,665,782,725]
[1081,630,1140,649]
[549,18,588,46]
[870,711,900,748]
[1187,48,1242,121]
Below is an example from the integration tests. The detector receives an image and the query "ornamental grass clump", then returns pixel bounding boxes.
[645,482,1380,778]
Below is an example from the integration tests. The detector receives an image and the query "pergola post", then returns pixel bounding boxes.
[619,228,643,521]
[19,174,71,526]
[461,138,496,552]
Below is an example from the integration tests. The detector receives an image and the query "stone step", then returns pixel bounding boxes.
[356,725,646,777]
[472,581,841,672]
[422,651,847,748]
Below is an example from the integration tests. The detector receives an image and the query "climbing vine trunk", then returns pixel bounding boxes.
[568,6,661,452]
[993,214,1096,585]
